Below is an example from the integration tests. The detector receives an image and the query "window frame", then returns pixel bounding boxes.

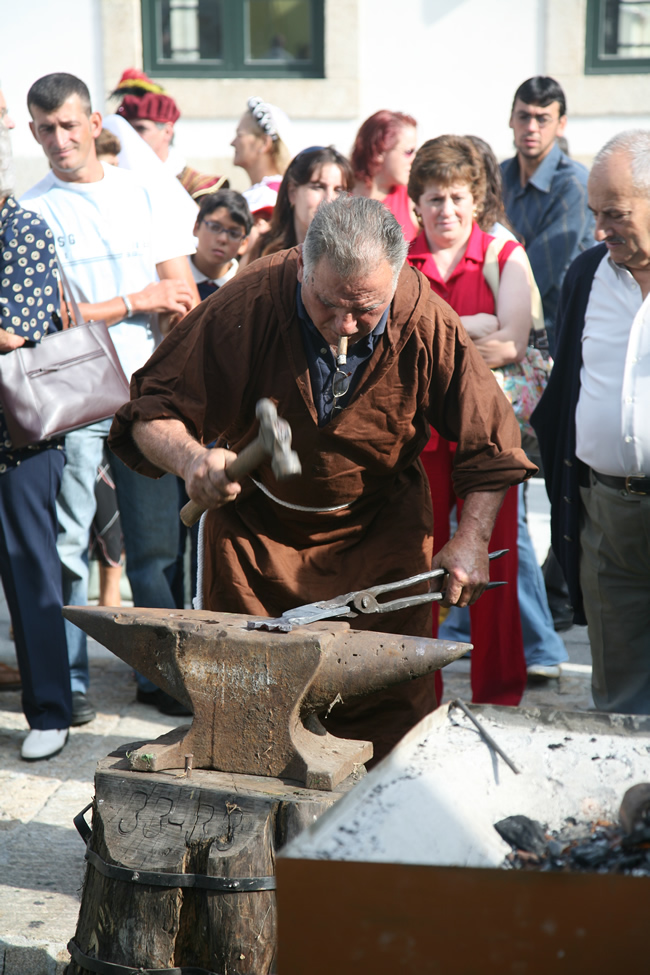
[141,0,325,79]
[585,0,650,74]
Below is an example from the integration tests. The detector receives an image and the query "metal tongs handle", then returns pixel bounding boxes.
[351,549,509,615]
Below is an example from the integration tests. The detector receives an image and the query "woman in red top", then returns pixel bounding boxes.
[407,135,532,706]
[351,110,419,241]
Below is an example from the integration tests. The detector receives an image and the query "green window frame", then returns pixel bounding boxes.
[141,0,324,79]
[585,0,650,73]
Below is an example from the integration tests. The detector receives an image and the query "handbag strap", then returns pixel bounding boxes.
[56,258,85,328]
[482,236,545,335]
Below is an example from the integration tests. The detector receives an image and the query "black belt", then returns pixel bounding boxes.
[592,470,650,496]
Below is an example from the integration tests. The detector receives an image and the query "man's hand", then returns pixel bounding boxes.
[183,444,242,510]
[131,280,195,317]
[132,419,242,510]
[0,331,26,352]
[77,279,196,329]
[431,489,507,608]
[431,532,490,608]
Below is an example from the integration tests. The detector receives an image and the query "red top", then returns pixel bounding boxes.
[407,222,520,315]
[408,222,521,450]
[383,184,417,242]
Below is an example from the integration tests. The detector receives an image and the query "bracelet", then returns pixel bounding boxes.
[121,294,134,318]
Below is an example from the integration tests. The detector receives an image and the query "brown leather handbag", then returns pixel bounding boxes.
[0,266,130,448]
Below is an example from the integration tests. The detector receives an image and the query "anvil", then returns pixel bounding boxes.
[64,606,470,790]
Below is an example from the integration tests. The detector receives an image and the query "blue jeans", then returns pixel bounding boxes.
[439,484,568,668]
[0,448,72,729]
[516,483,568,667]
[57,420,179,693]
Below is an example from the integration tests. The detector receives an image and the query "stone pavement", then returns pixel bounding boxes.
[0,479,595,974]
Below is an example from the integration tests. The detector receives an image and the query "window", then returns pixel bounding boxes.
[141,0,324,78]
[586,0,650,73]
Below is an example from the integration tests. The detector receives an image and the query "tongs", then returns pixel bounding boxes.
[247,549,508,632]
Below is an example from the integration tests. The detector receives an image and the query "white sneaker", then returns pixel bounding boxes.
[21,728,69,761]
[527,664,562,680]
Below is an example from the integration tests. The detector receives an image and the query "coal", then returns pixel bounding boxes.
[498,815,650,875]
[494,815,548,856]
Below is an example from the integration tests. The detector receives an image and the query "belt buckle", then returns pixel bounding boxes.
[625,475,648,496]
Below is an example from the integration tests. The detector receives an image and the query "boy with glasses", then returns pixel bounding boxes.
[191,190,253,301]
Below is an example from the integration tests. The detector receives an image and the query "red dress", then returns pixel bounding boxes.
[383,184,417,241]
[408,223,527,706]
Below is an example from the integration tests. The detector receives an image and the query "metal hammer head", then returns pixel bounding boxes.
[256,400,301,481]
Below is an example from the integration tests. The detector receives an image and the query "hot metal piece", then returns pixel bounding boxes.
[63,606,471,790]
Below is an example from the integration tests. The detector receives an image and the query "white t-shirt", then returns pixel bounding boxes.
[21,163,195,380]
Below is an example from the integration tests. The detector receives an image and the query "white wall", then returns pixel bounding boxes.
[4,0,105,195]
[7,0,650,196]
[356,0,545,158]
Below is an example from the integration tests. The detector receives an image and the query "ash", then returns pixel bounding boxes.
[498,813,650,876]
[282,704,650,869]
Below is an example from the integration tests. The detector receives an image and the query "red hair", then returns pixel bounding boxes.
[350,110,417,183]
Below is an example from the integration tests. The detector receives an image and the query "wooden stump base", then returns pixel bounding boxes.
[67,742,361,975]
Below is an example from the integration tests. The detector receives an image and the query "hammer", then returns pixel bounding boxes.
[180,398,302,527]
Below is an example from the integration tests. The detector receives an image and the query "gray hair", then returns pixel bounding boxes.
[302,196,409,285]
[0,122,15,199]
[592,129,650,195]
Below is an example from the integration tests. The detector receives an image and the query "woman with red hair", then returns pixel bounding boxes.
[351,110,418,241]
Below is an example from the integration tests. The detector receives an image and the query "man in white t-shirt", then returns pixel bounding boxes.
[22,72,199,722]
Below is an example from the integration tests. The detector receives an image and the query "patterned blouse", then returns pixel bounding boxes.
[0,196,63,472]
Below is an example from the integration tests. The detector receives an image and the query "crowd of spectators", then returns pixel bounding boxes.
[2,67,646,763]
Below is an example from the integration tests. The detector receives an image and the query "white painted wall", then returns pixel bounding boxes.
[356,0,545,157]
[6,0,650,197]
[3,0,105,194]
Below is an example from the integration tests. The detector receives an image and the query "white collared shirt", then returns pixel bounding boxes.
[190,257,239,290]
[575,253,650,475]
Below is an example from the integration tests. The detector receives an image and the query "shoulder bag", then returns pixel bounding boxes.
[0,263,130,448]
[483,237,552,440]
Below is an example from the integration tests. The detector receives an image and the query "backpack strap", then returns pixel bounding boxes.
[482,236,545,336]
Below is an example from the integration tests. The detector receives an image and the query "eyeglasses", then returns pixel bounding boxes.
[514,111,559,128]
[201,220,246,242]
[331,365,352,413]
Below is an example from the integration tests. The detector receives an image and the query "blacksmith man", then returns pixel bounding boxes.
[110,197,535,759]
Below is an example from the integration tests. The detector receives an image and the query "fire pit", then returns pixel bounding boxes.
[276,703,650,973]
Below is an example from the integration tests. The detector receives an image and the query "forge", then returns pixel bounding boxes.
[277,703,650,974]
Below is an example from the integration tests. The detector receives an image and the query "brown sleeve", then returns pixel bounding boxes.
[109,257,279,477]
[421,292,537,497]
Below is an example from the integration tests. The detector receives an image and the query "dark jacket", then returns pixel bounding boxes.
[531,243,607,625]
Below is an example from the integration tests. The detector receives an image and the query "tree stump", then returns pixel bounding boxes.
[66,743,360,974]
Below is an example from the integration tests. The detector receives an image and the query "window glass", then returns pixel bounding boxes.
[246,0,312,63]
[601,0,650,58]
[142,0,323,77]
[155,0,223,63]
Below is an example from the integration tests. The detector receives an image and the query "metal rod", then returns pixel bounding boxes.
[451,698,520,774]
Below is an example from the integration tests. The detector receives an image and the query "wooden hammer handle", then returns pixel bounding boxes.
[179,440,270,527]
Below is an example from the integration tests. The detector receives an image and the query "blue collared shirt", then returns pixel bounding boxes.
[296,283,389,427]
[501,142,595,354]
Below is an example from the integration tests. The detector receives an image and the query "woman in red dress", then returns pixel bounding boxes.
[351,110,419,241]
[407,135,533,706]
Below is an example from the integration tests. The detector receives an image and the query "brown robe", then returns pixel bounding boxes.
[110,248,535,760]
